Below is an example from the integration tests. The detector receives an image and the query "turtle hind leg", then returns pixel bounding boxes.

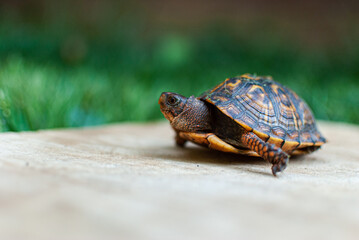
[241,131,289,176]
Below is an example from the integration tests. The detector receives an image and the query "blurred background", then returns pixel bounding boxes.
[0,0,358,131]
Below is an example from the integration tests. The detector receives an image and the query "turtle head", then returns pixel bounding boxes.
[159,92,211,132]
[158,92,187,122]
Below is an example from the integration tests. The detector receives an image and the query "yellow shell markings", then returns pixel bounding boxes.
[204,75,325,152]
[254,82,322,146]
[179,132,211,146]
[284,88,323,145]
[209,78,229,95]
[269,84,297,130]
[209,77,244,96]
[239,74,273,81]
[250,82,322,148]
[288,89,305,129]
[236,85,277,125]
[281,140,301,153]
[223,78,242,95]
[179,132,259,156]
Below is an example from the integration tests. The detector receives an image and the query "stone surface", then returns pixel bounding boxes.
[0,121,359,240]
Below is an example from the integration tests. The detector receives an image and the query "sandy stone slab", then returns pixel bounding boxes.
[0,121,358,240]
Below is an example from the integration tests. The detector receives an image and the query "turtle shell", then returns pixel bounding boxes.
[201,74,326,152]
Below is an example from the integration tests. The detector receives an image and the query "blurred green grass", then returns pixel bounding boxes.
[0,27,358,131]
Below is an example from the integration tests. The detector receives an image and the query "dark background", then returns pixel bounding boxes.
[0,0,358,131]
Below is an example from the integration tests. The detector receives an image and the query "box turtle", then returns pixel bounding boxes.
[158,74,326,176]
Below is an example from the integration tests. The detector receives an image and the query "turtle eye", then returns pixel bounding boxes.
[167,95,179,106]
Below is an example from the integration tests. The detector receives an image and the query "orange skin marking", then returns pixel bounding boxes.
[240,131,289,175]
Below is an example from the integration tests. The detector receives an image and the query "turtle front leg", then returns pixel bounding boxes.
[175,132,187,147]
[241,131,289,176]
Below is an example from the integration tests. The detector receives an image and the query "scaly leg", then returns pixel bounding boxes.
[175,131,187,147]
[241,131,289,176]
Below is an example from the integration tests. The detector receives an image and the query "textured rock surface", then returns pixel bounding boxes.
[0,121,358,240]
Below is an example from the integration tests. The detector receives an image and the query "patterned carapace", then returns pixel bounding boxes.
[201,74,326,152]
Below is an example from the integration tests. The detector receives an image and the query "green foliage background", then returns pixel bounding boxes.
[0,1,358,131]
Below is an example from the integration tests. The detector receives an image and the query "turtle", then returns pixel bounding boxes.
[158,74,326,176]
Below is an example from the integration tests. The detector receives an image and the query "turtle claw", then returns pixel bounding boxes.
[271,157,288,176]
[240,131,290,176]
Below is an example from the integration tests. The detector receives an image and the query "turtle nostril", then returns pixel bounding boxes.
[158,93,167,105]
